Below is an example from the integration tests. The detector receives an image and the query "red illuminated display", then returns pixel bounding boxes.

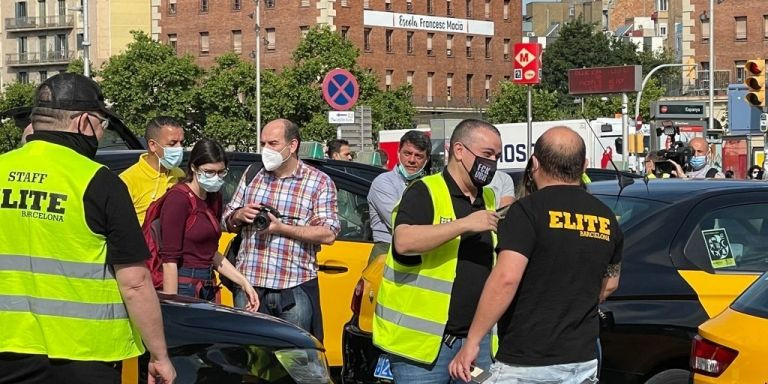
[568,65,641,95]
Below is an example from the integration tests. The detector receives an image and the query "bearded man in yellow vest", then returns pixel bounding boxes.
[373,119,502,383]
[0,73,175,384]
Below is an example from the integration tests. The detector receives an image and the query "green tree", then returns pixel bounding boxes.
[66,58,93,77]
[99,31,202,137]
[0,82,36,153]
[486,82,562,123]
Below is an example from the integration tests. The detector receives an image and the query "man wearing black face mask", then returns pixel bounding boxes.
[373,119,502,383]
[0,73,175,384]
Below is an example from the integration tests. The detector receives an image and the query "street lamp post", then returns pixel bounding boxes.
[708,0,715,137]
[70,0,90,78]
[254,0,261,153]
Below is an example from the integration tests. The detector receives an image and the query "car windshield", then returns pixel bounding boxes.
[594,195,668,229]
[731,272,768,319]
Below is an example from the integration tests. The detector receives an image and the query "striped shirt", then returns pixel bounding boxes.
[223,160,340,289]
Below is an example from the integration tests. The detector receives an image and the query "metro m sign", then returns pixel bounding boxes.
[568,65,642,95]
[513,43,542,85]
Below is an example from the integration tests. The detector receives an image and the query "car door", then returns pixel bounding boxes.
[315,169,376,368]
[671,191,768,317]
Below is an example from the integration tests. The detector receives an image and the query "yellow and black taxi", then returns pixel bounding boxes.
[589,178,768,384]
[691,271,768,383]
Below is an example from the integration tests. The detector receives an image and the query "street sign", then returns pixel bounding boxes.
[322,68,359,111]
[568,65,642,95]
[512,43,542,85]
[328,111,355,124]
[651,101,706,119]
[338,106,373,152]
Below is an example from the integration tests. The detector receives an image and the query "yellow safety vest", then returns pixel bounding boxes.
[373,173,497,364]
[0,141,144,361]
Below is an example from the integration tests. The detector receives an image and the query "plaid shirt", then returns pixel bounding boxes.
[223,160,340,289]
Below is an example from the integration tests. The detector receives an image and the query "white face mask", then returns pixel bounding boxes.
[262,145,289,171]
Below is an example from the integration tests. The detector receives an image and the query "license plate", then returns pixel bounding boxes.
[373,354,394,381]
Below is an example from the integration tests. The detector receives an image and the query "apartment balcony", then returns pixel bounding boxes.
[6,51,75,67]
[5,15,75,31]
[664,70,730,97]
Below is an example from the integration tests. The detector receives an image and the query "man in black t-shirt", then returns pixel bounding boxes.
[450,126,622,383]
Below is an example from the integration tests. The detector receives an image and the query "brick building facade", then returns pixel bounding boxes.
[158,0,521,111]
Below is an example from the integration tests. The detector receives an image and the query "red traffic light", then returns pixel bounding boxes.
[746,61,763,75]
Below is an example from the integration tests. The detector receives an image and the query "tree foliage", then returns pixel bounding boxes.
[486,82,562,123]
[99,31,202,137]
[0,82,36,153]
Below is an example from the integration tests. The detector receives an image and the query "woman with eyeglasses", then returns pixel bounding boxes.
[158,138,259,311]
[747,165,763,180]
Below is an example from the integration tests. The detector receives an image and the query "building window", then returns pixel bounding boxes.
[168,34,177,53]
[76,33,84,50]
[427,72,434,102]
[427,0,434,14]
[427,33,434,55]
[232,30,242,53]
[18,37,28,62]
[300,26,309,38]
[735,61,746,83]
[266,28,276,50]
[38,35,46,56]
[447,73,453,100]
[15,1,27,18]
[232,0,242,11]
[447,34,453,56]
[18,72,29,84]
[735,16,747,41]
[485,75,491,101]
[386,29,393,52]
[364,28,372,51]
[504,75,510,81]
[764,15,768,39]
[385,70,393,91]
[484,37,491,58]
[200,0,209,13]
[55,33,67,53]
[168,0,177,15]
[466,35,473,58]
[341,26,349,41]
[407,0,413,12]
[503,38,510,60]
[407,71,414,85]
[447,0,453,16]
[659,25,667,37]
[701,18,710,41]
[484,0,491,18]
[466,74,473,102]
[301,0,310,7]
[658,0,667,12]
[503,0,509,20]
[466,0,472,18]
[407,31,414,54]
[199,32,209,55]
[341,0,349,6]
[364,0,370,9]
[265,0,275,7]
[39,71,48,81]
[385,0,392,11]
[38,0,46,19]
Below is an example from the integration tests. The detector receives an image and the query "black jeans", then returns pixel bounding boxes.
[0,353,121,384]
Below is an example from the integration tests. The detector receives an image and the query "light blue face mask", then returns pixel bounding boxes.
[396,163,424,181]
[196,172,225,193]
[689,155,707,171]
[158,146,183,170]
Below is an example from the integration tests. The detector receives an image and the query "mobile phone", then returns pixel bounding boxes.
[470,366,491,383]
[496,205,511,219]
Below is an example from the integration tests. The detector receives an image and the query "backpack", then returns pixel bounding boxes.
[220,162,263,292]
[142,184,215,289]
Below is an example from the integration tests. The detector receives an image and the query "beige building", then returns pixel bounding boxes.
[525,0,603,38]
[1,0,151,86]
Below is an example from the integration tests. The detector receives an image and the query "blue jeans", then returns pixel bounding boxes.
[489,359,598,384]
[389,333,492,384]
[234,284,313,333]
[177,266,215,301]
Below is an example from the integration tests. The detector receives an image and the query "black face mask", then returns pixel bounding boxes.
[74,114,99,159]
[461,144,497,188]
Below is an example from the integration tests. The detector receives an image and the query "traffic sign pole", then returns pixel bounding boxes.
[527,85,533,158]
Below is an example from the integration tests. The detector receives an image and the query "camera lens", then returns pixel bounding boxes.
[254,212,271,231]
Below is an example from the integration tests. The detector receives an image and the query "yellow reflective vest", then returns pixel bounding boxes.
[373,173,497,364]
[0,140,144,361]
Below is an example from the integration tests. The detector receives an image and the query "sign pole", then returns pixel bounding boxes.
[527,85,533,158]
[360,105,365,152]
[622,92,629,170]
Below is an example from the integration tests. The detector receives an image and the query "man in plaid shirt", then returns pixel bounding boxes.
[223,119,340,340]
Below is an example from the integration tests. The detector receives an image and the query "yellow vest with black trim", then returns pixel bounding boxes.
[0,140,144,361]
[373,173,498,364]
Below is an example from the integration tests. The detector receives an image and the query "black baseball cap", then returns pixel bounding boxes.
[33,72,121,121]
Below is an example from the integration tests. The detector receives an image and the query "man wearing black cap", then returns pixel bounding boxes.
[0,73,175,383]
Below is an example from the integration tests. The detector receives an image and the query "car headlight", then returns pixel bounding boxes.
[274,348,331,383]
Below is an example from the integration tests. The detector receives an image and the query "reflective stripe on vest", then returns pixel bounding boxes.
[0,141,144,361]
[373,173,497,364]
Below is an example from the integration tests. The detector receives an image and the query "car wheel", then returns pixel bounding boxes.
[645,369,692,384]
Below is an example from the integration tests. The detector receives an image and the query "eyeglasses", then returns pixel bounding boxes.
[71,112,110,130]
[198,168,229,178]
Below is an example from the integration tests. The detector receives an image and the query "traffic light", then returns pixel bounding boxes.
[744,59,766,107]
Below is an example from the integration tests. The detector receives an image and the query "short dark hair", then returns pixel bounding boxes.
[326,139,349,158]
[183,138,228,184]
[283,119,301,156]
[534,127,586,183]
[449,119,500,157]
[145,116,182,142]
[399,130,431,153]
